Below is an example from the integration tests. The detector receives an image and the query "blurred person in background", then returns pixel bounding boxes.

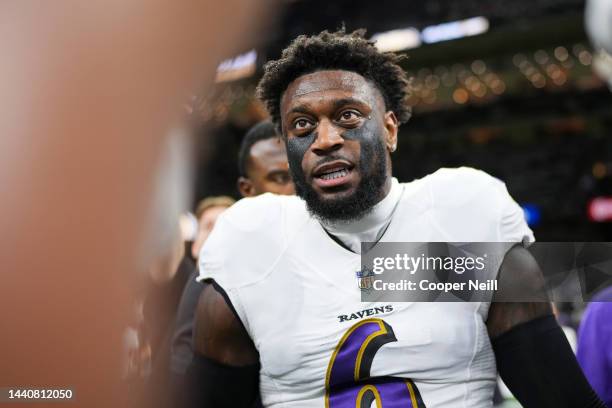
[169,197,235,407]
[128,199,236,407]
[191,196,237,259]
[577,286,612,407]
[140,221,196,408]
[237,120,295,197]
[553,302,578,352]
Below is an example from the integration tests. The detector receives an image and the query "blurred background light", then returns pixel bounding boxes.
[588,197,612,222]
[372,27,421,52]
[421,16,489,44]
[522,204,542,227]
[215,49,257,83]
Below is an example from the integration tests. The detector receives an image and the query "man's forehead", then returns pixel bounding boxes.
[250,137,286,159]
[282,70,379,105]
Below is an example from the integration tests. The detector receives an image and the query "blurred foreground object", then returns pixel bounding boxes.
[585,0,612,87]
[585,0,612,54]
[0,1,270,407]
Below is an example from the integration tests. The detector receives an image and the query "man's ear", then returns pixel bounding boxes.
[383,111,398,153]
[237,177,255,198]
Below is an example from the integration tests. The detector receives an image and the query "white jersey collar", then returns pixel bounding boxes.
[320,177,402,253]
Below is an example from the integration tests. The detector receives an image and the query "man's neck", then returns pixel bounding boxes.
[320,178,402,252]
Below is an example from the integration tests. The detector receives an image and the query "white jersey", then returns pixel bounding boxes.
[198,167,533,408]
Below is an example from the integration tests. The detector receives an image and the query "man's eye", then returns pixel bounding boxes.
[272,172,290,184]
[294,118,314,130]
[338,110,361,122]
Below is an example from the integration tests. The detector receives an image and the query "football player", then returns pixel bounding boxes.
[237,120,295,197]
[188,30,605,408]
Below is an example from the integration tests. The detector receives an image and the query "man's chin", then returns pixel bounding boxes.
[313,185,358,202]
[293,174,378,223]
[302,189,372,224]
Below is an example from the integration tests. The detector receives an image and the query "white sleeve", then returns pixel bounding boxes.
[195,194,287,333]
[496,180,535,245]
[195,208,234,287]
[428,167,534,245]
[196,193,286,289]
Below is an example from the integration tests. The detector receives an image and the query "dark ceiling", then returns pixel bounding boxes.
[261,0,586,59]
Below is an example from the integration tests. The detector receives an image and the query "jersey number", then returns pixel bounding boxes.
[325,318,426,408]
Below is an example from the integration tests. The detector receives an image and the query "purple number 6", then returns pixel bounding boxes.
[325,318,426,408]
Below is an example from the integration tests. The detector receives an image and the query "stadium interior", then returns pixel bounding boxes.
[193,0,612,242]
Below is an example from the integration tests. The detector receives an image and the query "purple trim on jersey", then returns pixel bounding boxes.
[577,286,612,407]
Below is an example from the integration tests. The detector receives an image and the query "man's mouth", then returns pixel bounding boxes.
[320,168,349,180]
[312,161,355,189]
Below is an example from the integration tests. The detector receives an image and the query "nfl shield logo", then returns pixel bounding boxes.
[356,267,375,291]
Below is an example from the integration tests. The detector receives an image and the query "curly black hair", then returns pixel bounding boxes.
[257,28,411,130]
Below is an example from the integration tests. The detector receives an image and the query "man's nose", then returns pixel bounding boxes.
[312,119,343,154]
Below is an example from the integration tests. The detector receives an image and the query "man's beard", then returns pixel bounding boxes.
[290,138,388,224]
